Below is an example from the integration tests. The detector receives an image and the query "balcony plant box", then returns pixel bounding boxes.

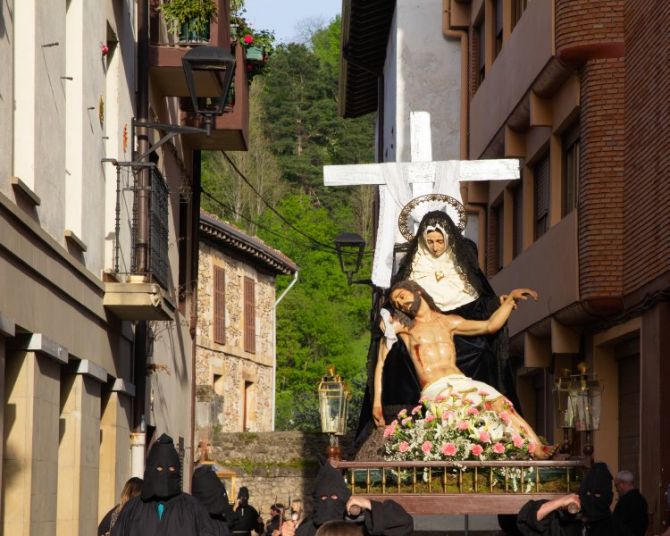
[245,46,264,62]
[159,0,217,44]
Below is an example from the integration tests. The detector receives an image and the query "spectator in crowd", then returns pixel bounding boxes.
[613,470,648,536]
[265,503,285,536]
[314,521,363,536]
[295,462,412,536]
[192,464,234,536]
[290,499,305,528]
[111,434,215,535]
[98,477,143,536]
[516,462,631,535]
[230,486,264,536]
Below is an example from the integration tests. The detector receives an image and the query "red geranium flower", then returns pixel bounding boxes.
[243,34,254,44]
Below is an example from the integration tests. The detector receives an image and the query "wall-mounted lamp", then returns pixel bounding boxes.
[334,232,370,286]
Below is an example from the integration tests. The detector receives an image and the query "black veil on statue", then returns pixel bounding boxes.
[355,210,521,445]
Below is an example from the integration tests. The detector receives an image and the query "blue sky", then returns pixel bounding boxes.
[243,0,342,43]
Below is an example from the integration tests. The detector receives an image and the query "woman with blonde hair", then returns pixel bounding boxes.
[98,477,143,536]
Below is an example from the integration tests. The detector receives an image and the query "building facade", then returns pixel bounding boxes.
[195,212,298,437]
[0,1,248,534]
[340,0,669,531]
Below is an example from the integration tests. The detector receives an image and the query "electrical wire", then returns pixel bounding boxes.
[219,151,344,253]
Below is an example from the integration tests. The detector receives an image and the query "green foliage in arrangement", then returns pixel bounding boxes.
[202,16,376,432]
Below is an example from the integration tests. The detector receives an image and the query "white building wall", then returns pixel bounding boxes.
[0,0,13,192]
[385,0,462,163]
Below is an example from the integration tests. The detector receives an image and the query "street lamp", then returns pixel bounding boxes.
[318,366,351,460]
[334,232,367,286]
[182,45,236,136]
[568,362,603,459]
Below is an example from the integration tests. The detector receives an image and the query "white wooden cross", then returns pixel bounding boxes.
[323,111,520,288]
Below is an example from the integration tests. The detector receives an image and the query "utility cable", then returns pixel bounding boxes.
[219,151,344,253]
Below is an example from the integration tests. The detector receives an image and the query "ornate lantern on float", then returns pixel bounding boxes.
[318,366,351,460]
[568,362,603,459]
[553,369,576,454]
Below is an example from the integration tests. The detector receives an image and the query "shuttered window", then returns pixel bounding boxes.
[494,203,504,273]
[562,123,580,216]
[513,184,523,257]
[213,266,226,345]
[243,277,256,354]
[534,153,550,239]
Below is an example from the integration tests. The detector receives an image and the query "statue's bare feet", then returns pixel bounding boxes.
[531,444,558,460]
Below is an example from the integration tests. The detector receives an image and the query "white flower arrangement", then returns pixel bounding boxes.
[383,391,536,461]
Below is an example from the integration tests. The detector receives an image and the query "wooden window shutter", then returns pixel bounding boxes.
[244,277,256,354]
[534,153,550,239]
[213,266,226,345]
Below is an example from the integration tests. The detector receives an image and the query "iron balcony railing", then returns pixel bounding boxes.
[113,163,169,289]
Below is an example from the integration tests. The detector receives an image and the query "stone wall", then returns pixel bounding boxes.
[209,431,354,515]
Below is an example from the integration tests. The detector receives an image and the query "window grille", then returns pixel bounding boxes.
[214,267,226,345]
[562,123,580,216]
[243,277,256,354]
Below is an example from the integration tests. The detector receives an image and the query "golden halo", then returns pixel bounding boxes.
[397,194,466,242]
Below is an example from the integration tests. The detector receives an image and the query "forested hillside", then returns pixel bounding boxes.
[201,17,376,430]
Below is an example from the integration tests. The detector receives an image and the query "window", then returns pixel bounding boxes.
[534,153,550,239]
[513,184,524,257]
[243,277,256,354]
[512,0,529,31]
[562,123,580,216]
[494,0,503,58]
[243,381,254,432]
[493,203,504,273]
[476,21,485,86]
[213,266,226,345]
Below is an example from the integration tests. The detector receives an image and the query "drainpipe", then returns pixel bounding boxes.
[130,0,150,476]
[442,0,469,160]
[271,271,299,430]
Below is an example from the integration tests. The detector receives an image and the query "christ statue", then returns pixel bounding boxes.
[374,279,554,459]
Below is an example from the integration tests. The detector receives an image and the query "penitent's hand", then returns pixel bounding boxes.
[373,405,386,427]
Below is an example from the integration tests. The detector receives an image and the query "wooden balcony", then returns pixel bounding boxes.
[147,0,249,151]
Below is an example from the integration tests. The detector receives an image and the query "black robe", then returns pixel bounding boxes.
[229,504,264,535]
[613,489,648,536]
[296,500,413,536]
[110,493,217,536]
[517,499,632,536]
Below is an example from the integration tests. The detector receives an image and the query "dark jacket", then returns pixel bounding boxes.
[613,489,648,536]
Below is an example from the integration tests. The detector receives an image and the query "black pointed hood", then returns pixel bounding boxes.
[141,433,182,500]
[579,462,613,522]
[192,465,230,516]
[311,463,351,526]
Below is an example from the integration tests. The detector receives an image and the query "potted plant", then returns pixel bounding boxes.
[159,0,218,44]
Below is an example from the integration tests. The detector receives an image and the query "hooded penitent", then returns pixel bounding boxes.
[311,463,351,526]
[192,465,230,516]
[141,434,182,501]
[237,486,250,506]
[579,462,614,522]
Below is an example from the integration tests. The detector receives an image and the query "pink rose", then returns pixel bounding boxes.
[442,410,455,421]
[499,411,511,424]
[243,34,254,44]
[471,444,484,457]
[402,417,412,426]
[528,442,537,454]
[467,407,479,415]
[383,423,396,438]
[513,435,525,448]
[425,414,435,423]
[457,421,469,431]
[411,405,423,415]
[421,441,433,454]
[397,409,408,418]
[478,431,491,443]
[441,443,457,456]
[492,442,505,454]
[399,441,410,453]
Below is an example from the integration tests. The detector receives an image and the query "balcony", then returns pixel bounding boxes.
[103,165,175,321]
[148,0,249,151]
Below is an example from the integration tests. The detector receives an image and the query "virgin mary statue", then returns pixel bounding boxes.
[356,207,521,443]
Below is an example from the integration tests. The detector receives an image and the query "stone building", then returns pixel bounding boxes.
[196,211,298,437]
[339,0,669,532]
[0,0,249,534]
